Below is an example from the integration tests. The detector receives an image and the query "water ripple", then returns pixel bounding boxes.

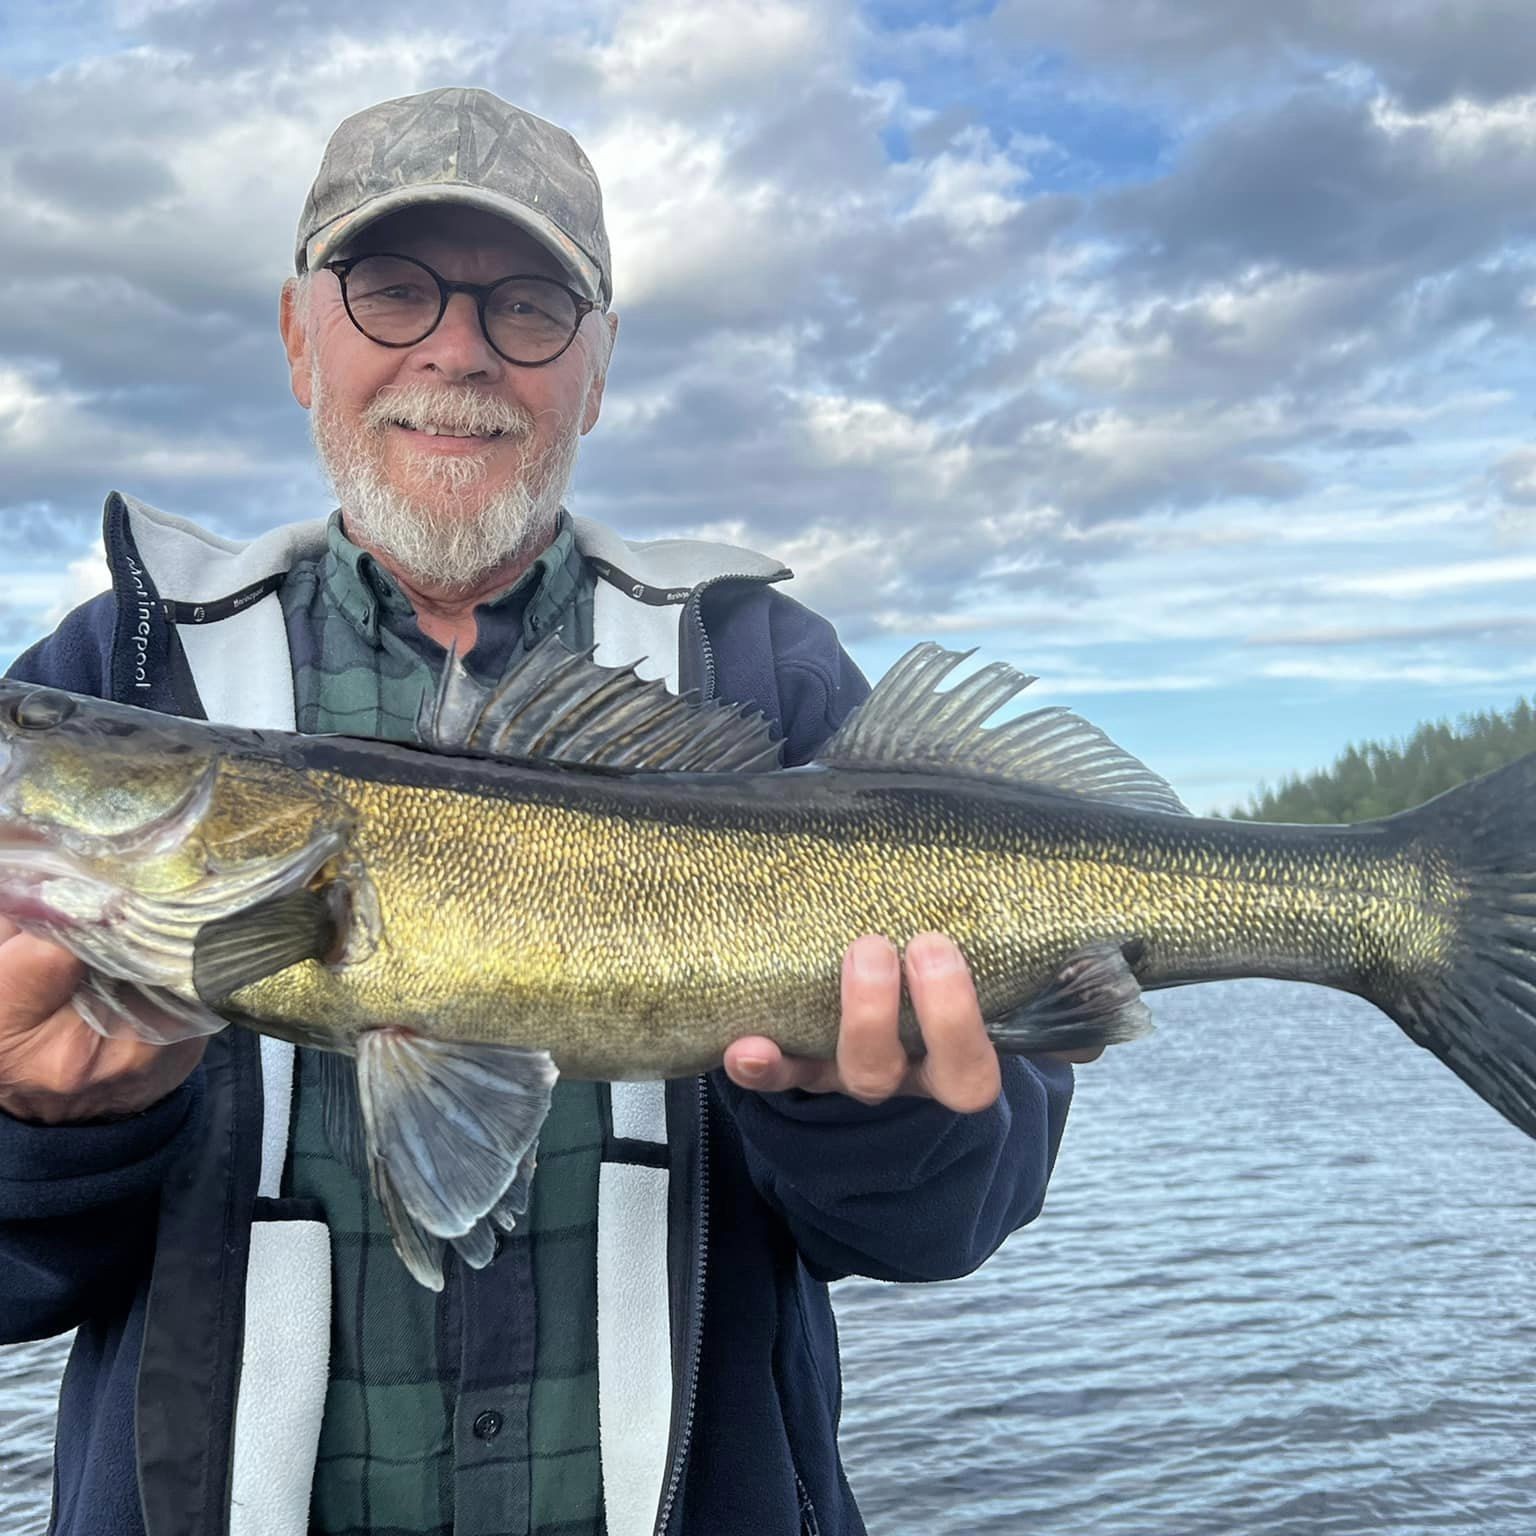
[834,982,1536,1534]
[4,981,1535,1533]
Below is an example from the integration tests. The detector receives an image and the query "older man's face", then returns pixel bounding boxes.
[281,204,611,589]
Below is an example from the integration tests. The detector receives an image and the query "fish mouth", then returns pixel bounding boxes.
[0,834,109,935]
[0,821,52,848]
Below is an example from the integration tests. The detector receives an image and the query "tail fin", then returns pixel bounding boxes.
[1381,752,1536,1140]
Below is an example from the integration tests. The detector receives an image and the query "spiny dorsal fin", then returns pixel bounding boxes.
[818,643,1191,815]
[416,634,781,774]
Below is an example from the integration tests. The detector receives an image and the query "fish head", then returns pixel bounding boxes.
[0,682,346,920]
[0,684,220,849]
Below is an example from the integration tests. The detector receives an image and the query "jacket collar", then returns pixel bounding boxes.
[108,493,790,609]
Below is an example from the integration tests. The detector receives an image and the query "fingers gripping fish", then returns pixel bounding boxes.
[0,641,1532,1289]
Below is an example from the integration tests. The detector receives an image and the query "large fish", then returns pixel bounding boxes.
[0,641,1532,1287]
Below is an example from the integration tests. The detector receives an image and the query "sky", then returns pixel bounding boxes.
[2,0,1536,812]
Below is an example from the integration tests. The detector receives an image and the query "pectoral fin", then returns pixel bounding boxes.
[984,941,1154,1054]
[192,889,337,1004]
[348,1029,558,1290]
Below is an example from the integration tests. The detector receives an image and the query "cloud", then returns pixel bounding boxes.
[1493,445,1536,507]
[1262,656,1536,686]
[1105,89,1536,285]
[0,364,259,503]
[3,0,1536,763]
[907,125,1040,241]
[1246,616,1536,646]
[1326,556,1536,597]
[1012,406,1311,520]
[594,0,835,111]
[13,145,178,214]
[991,0,1536,111]
[45,535,110,625]
[1021,669,1220,697]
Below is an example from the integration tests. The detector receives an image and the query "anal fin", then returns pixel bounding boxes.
[352,1029,557,1290]
[985,941,1154,1055]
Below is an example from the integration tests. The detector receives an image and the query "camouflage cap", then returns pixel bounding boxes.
[296,87,611,304]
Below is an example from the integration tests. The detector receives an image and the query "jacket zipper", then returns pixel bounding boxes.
[653,1075,711,1535]
[654,571,780,1532]
[685,586,720,700]
[685,569,786,701]
[794,1470,821,1536]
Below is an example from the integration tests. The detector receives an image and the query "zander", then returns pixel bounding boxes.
[0,642,1532,1287]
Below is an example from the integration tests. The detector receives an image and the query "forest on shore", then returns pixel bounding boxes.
[1231,698,1536,823]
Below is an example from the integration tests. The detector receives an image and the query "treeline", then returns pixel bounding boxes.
[1232,698,1536,823]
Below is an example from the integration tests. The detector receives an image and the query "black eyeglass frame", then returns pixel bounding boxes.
[322,254,601,368]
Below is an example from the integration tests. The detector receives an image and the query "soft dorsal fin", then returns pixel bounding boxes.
[417,634,782,773]
[818,643,1191,815]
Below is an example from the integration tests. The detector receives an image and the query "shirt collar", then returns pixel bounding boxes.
[320,510,581,648]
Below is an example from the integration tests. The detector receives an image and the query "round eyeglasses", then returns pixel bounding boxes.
[323,253,600,367]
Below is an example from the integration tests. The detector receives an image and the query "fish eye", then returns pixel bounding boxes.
[12,690,76,730]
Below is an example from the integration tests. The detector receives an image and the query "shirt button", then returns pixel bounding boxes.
[472,1409,504,1441]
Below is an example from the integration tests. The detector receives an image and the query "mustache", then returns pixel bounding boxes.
[362,384,537,439]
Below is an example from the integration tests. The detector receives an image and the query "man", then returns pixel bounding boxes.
[0,88,1087,1536]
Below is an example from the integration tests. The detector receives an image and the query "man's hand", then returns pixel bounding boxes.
[723,932,1104,1113]
[0,918,206,1125]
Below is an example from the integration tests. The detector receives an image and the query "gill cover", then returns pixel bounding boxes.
[0,682,352,1041]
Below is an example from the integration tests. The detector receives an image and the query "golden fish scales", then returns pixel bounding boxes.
[226,765,1465,1079]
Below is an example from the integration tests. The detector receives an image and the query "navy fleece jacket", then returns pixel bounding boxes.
[0,565,1074,1536]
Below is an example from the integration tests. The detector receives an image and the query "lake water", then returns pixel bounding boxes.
[4,980,1534,1533]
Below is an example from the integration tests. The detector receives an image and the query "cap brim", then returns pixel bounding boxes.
[301,183,605,303]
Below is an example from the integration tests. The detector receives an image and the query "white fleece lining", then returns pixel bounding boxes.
[122,497,315,732]
[573,514,789,693]
[229,1219,332,1536]
[256,1037,295,1200]
[176,602,298,732]
[610,1081,667,1144]
[571,516,786,590]
[588,583,684,690]
[597,1161,674,1536]
[120,495,328,604]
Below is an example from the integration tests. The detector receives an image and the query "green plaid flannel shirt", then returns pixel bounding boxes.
[280,513,609,1536]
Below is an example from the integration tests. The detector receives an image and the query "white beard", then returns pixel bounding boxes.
[310,375,581,591]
